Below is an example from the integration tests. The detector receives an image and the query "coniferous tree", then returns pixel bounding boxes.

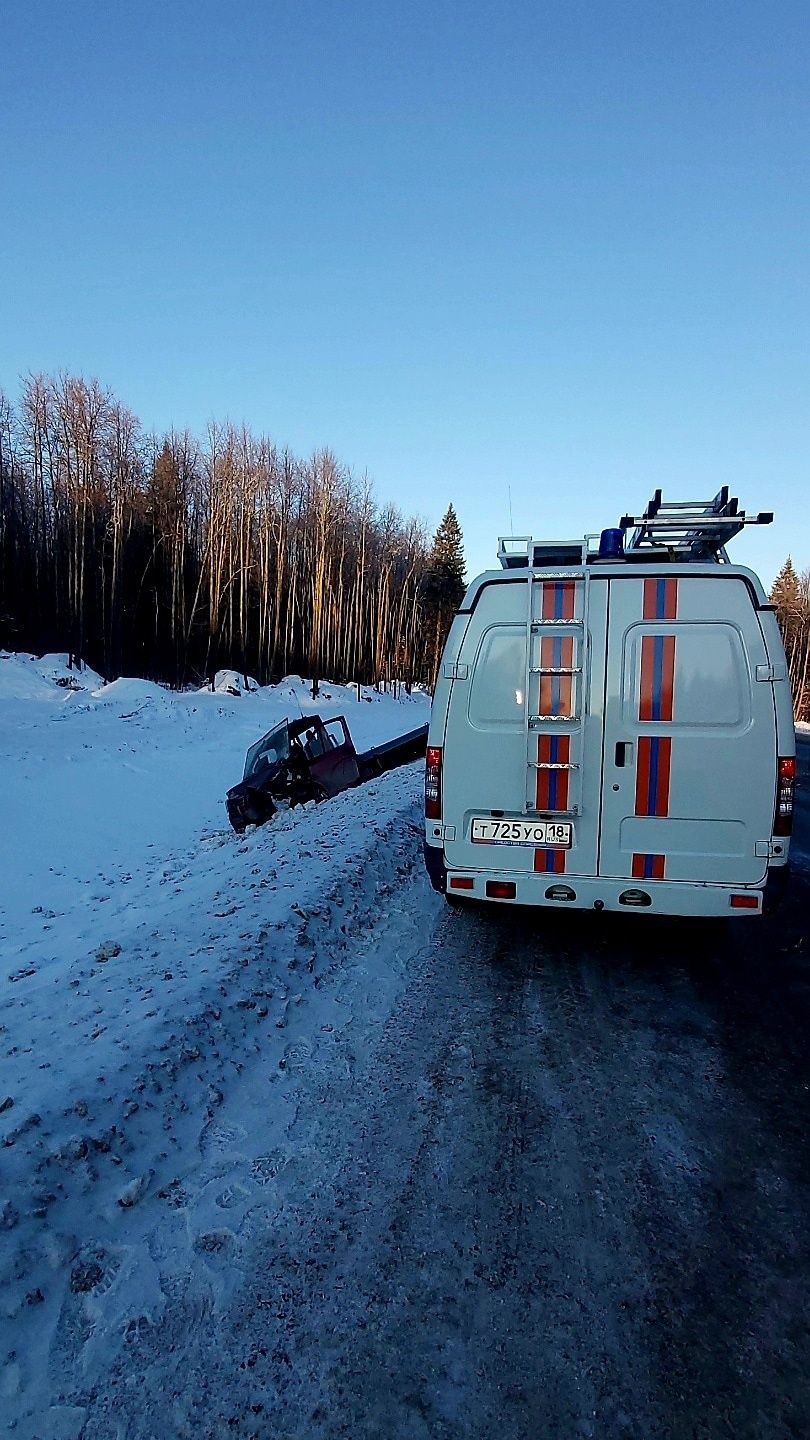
[771,557,810,720]
[771,557,801,619]
[430,504,466,607]
[423,504,466,682]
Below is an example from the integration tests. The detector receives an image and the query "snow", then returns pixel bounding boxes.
[0,651,103,701]
[200,669,260,696]
[0,660,432,1435]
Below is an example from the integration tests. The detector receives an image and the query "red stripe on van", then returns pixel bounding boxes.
[636,736,653,814]
[632,853,666,879]
[538,633,576,717]
[555,735,571,810]
[639,634,657,721]
[539,637,555,716]
[639,633,676,722]
[558,634,574,716]
[540,581,577,621]
[659,635,676,721]
[635,737,673,817]
[635,578,677,871]
[654,736,672,815]
[643,576,679,620]
[534,848,566,874]
[535,735,571,810]
[535,734,551,810]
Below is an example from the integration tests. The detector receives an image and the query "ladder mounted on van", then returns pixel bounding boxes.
[620,487,773,562]
[522,569,590,817]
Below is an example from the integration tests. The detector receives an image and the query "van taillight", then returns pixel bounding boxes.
[774,756,796,836]
[486,881,517,900]
[425,746,443,820]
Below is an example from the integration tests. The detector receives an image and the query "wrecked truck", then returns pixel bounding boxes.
[226,712,428,832]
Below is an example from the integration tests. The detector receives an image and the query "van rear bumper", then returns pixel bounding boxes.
[426,845,787,917]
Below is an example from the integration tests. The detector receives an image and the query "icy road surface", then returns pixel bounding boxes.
[2,658,810,1438]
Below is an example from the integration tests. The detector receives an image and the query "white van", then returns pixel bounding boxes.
[424,491,795,917]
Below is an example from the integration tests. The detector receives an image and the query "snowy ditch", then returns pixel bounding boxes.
[0,655,433,1433]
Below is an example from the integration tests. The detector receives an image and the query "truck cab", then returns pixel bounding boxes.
[227,715,360,830]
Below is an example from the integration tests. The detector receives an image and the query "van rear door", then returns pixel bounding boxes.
[441,573,609,880]
[598,574,776,884]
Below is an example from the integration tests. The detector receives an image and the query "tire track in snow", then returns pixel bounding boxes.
[73,879,810,1440]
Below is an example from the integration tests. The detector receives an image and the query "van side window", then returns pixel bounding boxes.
[469,625,526,730]
[625,623,750,729]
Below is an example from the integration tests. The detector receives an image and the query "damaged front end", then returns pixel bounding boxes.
[226,767,284,832]
[226,718,299,832]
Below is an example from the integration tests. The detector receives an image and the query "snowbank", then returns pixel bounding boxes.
[200,668,260,695]
[90,676,173,709]
[0,657,433,1433]
[0,651,103,702]
[31,653,104,691]
[0,654,60,702]
[0,660,428,916]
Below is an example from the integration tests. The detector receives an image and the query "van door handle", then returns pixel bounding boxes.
[615,741,633,768]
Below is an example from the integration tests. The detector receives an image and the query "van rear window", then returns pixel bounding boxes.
[624,622,749,729]
[468,626,526,730]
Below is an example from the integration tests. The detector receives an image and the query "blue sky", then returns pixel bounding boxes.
[1,0,807,584]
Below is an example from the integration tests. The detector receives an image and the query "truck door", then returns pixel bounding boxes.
[309,717,361,796]
[599,575,776,884]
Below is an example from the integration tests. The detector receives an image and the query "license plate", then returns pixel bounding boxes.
[471,818,573,848]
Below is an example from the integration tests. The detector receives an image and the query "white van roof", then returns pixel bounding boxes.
[460,561,769,614]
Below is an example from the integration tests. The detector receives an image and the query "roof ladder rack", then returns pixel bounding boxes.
[620,487,773,562]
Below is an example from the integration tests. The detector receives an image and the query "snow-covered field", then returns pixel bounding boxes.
[0,654,433,1436]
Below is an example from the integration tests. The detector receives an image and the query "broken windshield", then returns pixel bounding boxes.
[243,721,291,780]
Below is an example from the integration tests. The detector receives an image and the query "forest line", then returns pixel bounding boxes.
[1,371,806,719]
[0,374,465,688]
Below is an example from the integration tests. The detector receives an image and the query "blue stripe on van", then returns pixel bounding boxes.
[647,736,660,815]
[656,576,667,619]
[547,734,559,809]
[652,634,664,721]
[552,634,562,713]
